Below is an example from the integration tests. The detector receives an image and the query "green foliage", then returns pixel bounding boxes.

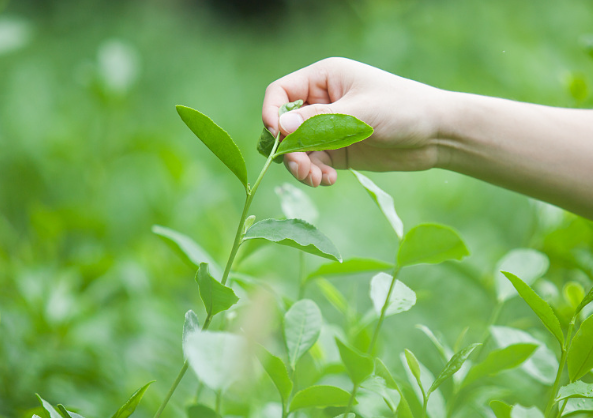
[428,343,480,394]
[196,262,239,318]
[397,223,469,267]
[257,127,282,163]
[306,258,393,282]
[491,400,512,418]
[556,380,593,402]
[243,218,342,261]
[350,170,404,239]
[187,404,221,418]
[404,349,423,392]
[502,271,564,346]
[568,314,593,382]
[288,386,353,412]
[275,183,319,224]
[255,345,293,404]
[335,338,374,385]
[369,273,416,316]
[110,381,155,418]
[576,285,593,315]
[275,114,373,155]
[495,249,549,302]
[283,299,322,369]
[176,105,248,190]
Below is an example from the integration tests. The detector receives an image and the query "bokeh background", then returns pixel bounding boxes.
[1,0,592,417]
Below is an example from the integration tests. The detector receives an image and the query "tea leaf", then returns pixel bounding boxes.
[110,381,155,418]
[400,352,446,418]
[335,338,374,384]
[360,376,401,412]
[562,398,593,415]
[275,114,373,156]
[275,183,319,225]
[428,343,480,394]
[563,282,585,312]
[490,325,558,386]
[568,314,593,381]
[416,324,452,362]
[279,100,303,116]
[182,310,200,346]
[176,105,248,190]
[510,405,544,418]
[152,225,222,277]
[183,330,248,391]
[576,286,593,315]
[257,127,283,163]
[404,349,423,392]
[306,257,394,282]
[57,406,85,418]
[187,404,221,418]
[197,263,239,317]
[502,271,564,346]
[556,380,593,402]
[284,299,322,369]
[256,345,293,403]
[244,218,341,262]
[490,400,512,418]
[374,359,415,418]
[495,249,549,302]
[397,224,469,267]
[351,169,404,239]
[463,343,538,386]
[36,395,62,418]
[289,385,353,412]
[317,279,349,314]
[370,273,416,317]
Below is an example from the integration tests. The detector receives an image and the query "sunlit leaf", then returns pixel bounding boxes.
[490,400,512,418]
[110,381,155,418]
[490,325,558,385]
[568,314,593,382]
[183,330,248,391]
[563,398,593,415]
[244,218,341,262]
[256,345,293,404]
[400,352,446,418]
[187,404,221,418]
[370,273,416,317]
[495,249,549,302]
[306,258,393,282]
[152,225,222,276]
[374,359,415,418]
[510,405,544,418]
[502,271,564,347]
[275,114,373,156]
[360,376,401,412]
[576,286,593,315]
[57,405,85,418]
[284,299,322,369]
[182,310,200,346]
[335,338,374,384]
[429,343,480,394]
[564,282,585,312]
[275,183,319,225]
[397,224,469,267]
[197,263,239,317]
[176,105,248,190]
[404,349,423,392]
[36,395,62,418]
[289,386,353,412]
[463,343,538,386]
[556,381,593,402]
[351,170,404,239]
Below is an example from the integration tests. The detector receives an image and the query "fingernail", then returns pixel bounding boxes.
[279,112,304,133]
[322,174,330,185]
[306,175,315,187]
[267,127,277,137]
[288,161,299,177]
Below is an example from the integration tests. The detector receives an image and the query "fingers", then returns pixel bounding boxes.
[284,151,337,187]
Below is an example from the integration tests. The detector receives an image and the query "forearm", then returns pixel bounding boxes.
[437,92,593,219]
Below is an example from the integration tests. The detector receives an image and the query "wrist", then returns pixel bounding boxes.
[432,90,472,171]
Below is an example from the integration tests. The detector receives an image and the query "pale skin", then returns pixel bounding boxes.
[262,57,593,220]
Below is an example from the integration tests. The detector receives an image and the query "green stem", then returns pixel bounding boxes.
[421,391,429,418]
[556,399,568,418]
[545,316,576,418]
[153,361,189,418]
[215,391,222,414]
[154,134,282,418]
[368,266,401,355]
[341,383,359,417]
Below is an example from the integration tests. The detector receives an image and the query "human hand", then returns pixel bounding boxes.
[262,57,454,187]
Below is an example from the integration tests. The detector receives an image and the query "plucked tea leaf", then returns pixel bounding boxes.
[187,404,221,418]
[289,385,353,412]
[495,249,549,302]
[335,338,374,384]
[176,105,248,190]
[510,405,544,418]
[306,257,394,282]
[370,273,416,316]
[275,114,373,156]
[244,218,341,262]
[284,299,322,369]
[490,400,512,418]
[256,345,293,403]
[463,343,538,386]
[275,183,319,224]
[490,325,558,385]
[502,271,564,346]
[36,396,62,418]
[257,127,283,163]
[568,314,593,381]
[351,169,404,239]
[183,330,248,391]
[576,286,593,315]
[279,100,303,116]
[429,343,481,394]
[152,225,222,277]
[110,381,155,418]
[397,224,469,267]
[182,310,200,346]
[556,381,593,402]
[197,263,239,317]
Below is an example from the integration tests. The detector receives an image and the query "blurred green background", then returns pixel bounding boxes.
[1,0,592,417]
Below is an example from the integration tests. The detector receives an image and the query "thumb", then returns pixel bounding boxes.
[278,103,335,136]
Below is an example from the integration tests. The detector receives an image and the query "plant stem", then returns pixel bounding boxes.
[556,399,568,418]
[154,134,282,418]
[341,383,359,417]
[153,361,189,418]
[545,316,576,418]
[215,391,222,414]
[421,391,429,418]
[368,266,401,355]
